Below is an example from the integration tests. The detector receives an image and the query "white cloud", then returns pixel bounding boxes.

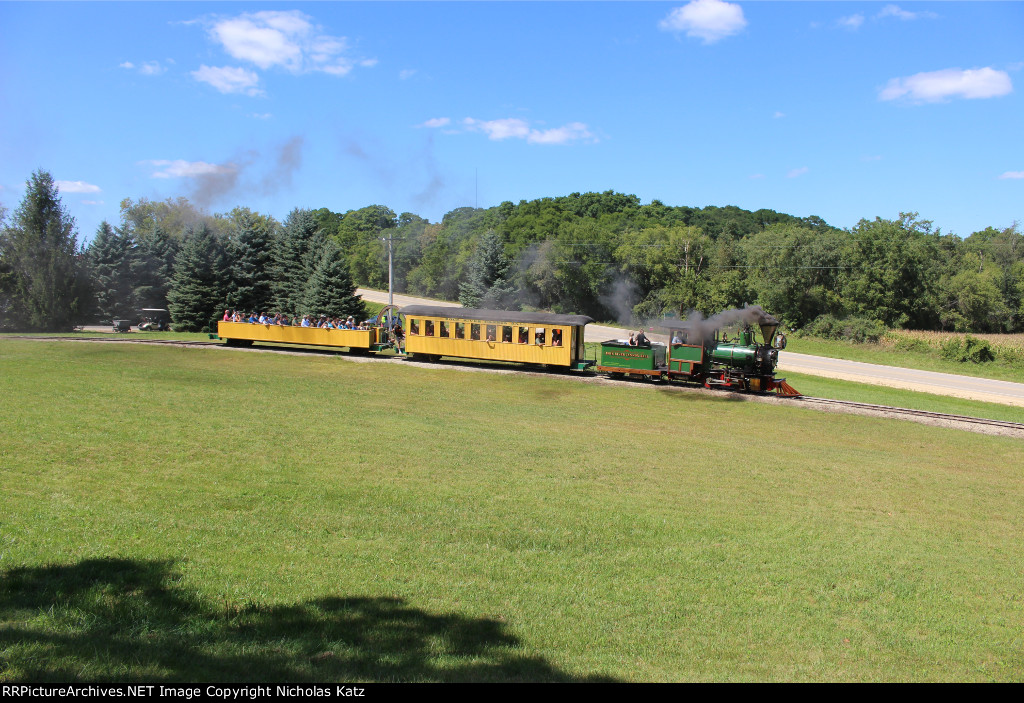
[191,65,263,96]
[420,117,451,128]
[773,111,785,119]
[861,155,883,162]
[658,0,747,44]
[56,180,101,193]
[749,173,765,180]
[526,122,593,145]
[880,67,1013,102]
[877,5,937,21]
[144,160,237,179]
[250,113,273,120]
[212,13,305,69]
[464,118,531,141]
[999,171,1024,180]
[120,60,165,75]
[206,10,372,77]
[787,167,809,178]
[81,200,104,206]
[460,118,595,145]
[838,14,864,30]
[399,69,417,80]
[139,61,165,76]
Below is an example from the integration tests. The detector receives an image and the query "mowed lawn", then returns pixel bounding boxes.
[1,340,1021,682]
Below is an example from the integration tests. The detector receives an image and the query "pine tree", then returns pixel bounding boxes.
[458,229,519,310]
[87,221,136,322]
[302,240,367,320]
[0,170,90,330]
[226,209,275,314]
[166,224,226,332]
[272,208,320,313]
[132,224,178,310]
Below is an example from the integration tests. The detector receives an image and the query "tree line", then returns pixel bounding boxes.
[2,170,1022,335]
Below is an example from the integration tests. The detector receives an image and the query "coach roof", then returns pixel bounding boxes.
[399,305,593,326]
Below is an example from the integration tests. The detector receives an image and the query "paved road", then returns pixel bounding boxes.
[358,288,1024,406]
[774,351,1024,407]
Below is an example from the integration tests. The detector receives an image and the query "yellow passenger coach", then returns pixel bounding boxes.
[400,305,593,368]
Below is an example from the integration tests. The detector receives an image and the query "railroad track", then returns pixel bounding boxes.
[792,395,1024,435]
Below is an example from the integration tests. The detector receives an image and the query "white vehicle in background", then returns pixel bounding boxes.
[137,309,171,331]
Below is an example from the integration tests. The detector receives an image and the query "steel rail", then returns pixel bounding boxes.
[793,395,1024,431]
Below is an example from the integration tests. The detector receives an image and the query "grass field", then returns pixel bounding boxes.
[1,339,1021,682]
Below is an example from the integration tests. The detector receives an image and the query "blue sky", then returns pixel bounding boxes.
[1,1,1021,243]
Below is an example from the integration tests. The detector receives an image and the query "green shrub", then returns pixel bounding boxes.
[940,335,995,364]
[893,336,932,353]
[804,315,887,344]
[996,345,1024,369]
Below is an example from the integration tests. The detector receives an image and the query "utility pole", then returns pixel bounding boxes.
[380,235,406,307]
[380,235,395,306]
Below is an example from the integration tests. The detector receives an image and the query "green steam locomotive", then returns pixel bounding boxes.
[595,308,797,395]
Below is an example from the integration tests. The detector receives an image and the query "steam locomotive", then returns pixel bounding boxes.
[596,311,797,395]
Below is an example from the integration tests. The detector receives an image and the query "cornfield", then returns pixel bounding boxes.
[884,329,1024,355]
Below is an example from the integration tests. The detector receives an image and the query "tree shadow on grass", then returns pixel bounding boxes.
[0,558,615,683]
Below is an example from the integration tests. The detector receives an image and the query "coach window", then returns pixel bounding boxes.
[470,323,481,341]
[410,319,419,335]
[424,320,434,337]
[551,328,563,346]
[486,325,496,342]
[455,322,466,339]
[518,326,529,344]
[535,328,546,345]
[502,326,513,343]
[440,321,449,337]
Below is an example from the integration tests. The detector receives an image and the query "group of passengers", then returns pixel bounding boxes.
[627,330,650,347]
[223,309,370,330]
